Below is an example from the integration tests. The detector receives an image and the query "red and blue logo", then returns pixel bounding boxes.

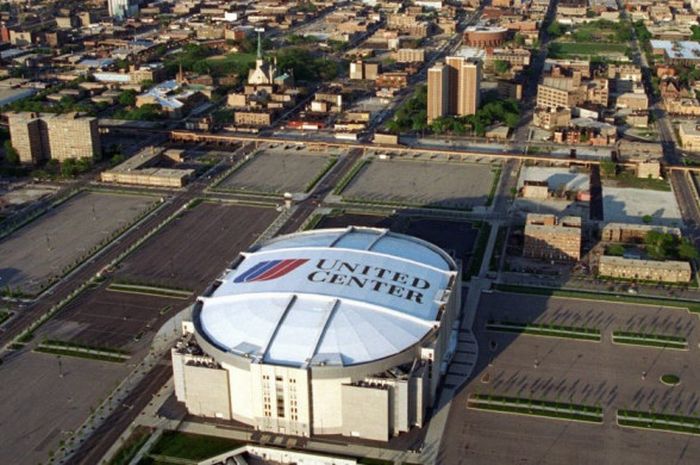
[234,259,309,283]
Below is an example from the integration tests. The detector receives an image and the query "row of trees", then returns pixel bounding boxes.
[430,98,520,136]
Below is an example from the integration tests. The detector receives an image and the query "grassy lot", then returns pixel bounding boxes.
[203,53,256,78]
[604,171,671,191]
[487,321,601,341]
[0,310,10,325]
[149,432,245,461]
[493,284,700,313]
[549,42,629,58]
[108,427,152,465]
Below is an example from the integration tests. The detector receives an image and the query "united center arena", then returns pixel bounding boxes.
[172,227,461,441]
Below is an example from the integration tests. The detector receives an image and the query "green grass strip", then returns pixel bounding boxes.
[612,331,687,349]
[43,339,128,355]
[334,159,370,195]
[618,410,700,435]
[469,394,603,423]
[34,346,127,363]
[487,321,601,341]
[0,311,11,325]
[107,283,192,299]
[493,284,700,313]
[464,222,492,280]
[304,157,338,193]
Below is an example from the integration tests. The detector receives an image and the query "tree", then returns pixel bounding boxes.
[692,25,700,42]
[606,244,625,256]
[3,141,19,165]
[118,90,137,107]
[644,230,676,259]
[494,60,510,74]
[642,214,653,224]
[547,22,566,38]
[600,159,616,178]
[678,238,699,260]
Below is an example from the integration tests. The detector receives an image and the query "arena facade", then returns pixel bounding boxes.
[172,227,461,441]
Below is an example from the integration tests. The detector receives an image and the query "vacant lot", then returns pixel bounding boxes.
[115,201,279,292]
[342,160,495,209]
[0,191,156,295]
[439,291,700,465]
[315,212,478,264]
[217,149,335,194]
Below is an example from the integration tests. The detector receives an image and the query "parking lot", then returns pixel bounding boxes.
[42,283,181,351]
[439,291,700,465]
[217,146,339,194]
[0,190,157,295]
[603,187,682,226]
[315,212,478,264]
[114,201,279,292]
[341,160,496,209]
[0,350,129,465]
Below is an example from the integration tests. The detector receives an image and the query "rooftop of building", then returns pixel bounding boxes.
[197,227,458,369]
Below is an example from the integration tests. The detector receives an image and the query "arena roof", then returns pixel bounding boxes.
[197,227,458,368]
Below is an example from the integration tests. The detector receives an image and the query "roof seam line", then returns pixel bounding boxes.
[260,294,297,363]
[304,298,342,368]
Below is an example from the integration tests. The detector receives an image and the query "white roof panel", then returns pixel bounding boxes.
[198,228,457,368]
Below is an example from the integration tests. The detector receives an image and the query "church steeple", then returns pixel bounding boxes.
[256,29,263,60]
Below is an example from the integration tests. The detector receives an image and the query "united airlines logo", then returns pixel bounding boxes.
[234,259,309,283]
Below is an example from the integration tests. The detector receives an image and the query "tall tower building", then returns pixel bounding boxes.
[108,0,139,20]
[427,63,449,123]
[428,56,481,124]
[458,59,481,116]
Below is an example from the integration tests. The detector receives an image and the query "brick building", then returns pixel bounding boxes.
[523,213,582,262]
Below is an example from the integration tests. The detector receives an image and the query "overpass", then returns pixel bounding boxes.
[168,130,643,168]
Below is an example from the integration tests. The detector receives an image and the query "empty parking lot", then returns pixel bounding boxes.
[341,159,496,209]
[217,147,338,194]
[0,190,157,295]
[439,291,700,465]
[114,201,279,292]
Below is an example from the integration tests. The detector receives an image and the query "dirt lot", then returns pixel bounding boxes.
[0,190,157,295]
[315,212,478,264]
[341,160,496,209]
[217,149,335,194]
[114,201,279,292]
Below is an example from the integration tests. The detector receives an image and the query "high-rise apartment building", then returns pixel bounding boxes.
[8,112,101,165]
[427,56,481,123]
[108,0,139,20]
[427,63,449,122]
[457,59,481,116]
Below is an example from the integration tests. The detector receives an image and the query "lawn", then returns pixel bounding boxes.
[149,432,245,461]
[548,42,629,58]
[205,52,256,76]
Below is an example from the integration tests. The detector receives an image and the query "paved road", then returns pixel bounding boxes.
[621,2,700,247]
[512,0,558,144]
[70,359,172,465]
